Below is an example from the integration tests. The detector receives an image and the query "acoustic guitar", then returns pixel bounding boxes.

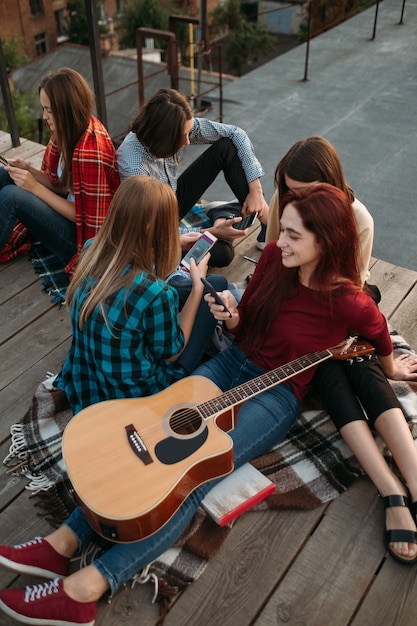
[62,337,374,542]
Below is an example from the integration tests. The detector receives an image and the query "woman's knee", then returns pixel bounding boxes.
[208,240,234,268]
[0,167,14,189]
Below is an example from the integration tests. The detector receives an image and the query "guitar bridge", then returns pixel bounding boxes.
[125,424,153,465]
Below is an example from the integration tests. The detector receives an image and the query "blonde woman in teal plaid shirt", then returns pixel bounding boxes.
[54,175,222,415]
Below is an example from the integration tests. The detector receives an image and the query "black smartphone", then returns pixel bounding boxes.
[181,232,217,269]
[201,277,232,318]
[232,212,258,230]
[0,155,8,166]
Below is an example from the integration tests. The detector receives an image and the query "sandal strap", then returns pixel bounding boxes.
[382,494,410,510]
[385,528,417,545]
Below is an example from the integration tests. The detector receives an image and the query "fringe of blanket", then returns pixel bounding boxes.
[30,243,69,307]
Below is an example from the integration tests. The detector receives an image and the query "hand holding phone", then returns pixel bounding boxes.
[181,232,217,269]
[232,212,258,230]
[201,277,233,318]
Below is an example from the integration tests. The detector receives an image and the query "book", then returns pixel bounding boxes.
[201,463,275,527]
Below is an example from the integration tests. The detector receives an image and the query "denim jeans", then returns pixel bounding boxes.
[64,343,300,595]
[173,272,228,374]
[0,166,77,264]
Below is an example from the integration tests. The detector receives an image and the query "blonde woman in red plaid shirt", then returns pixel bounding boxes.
[0,68,120,277]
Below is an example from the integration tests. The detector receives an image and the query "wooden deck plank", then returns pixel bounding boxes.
[254,478,384,625]
[369,258,417,324]
[0,307,71,393]
[164,506,326,625]
[1,136,46,169]
[0,281,60,346]
[351,559,417,625]
[0,340,71,443]
[0,257,40,306]
[389,288,417,350]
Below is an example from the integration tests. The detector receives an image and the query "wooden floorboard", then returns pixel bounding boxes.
[1,131,417,624]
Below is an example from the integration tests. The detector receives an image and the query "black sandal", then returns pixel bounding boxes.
[383,494,417,565]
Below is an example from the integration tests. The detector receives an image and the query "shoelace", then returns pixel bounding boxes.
[16,537,43,550]
[24,579,60,603]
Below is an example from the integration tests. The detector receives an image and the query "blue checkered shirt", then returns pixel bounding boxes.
[55,271,186,414]
[116,117,265,189]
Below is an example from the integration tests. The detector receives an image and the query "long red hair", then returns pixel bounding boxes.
[241,183,361,348]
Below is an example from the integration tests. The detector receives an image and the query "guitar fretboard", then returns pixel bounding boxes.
[198,348,332,419]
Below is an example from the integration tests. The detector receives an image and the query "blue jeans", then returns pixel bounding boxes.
[169,271,228,373]
[64,344,300,595]
[0,167,77,263]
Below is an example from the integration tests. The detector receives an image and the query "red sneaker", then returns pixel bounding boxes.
[0,537,70,579]
[0,578,96,625]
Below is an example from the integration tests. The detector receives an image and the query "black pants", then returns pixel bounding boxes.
[176,138,249,268]
[312,355,401,431]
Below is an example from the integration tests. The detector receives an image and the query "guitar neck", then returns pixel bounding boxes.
[198,348,333,419]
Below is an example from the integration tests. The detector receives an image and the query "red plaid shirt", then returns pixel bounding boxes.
[42,116,120,277]
[0,117,119,270]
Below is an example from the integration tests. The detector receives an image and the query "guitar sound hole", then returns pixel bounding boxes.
[169,407,202,436]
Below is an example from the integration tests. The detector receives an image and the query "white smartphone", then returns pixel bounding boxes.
[181,232,218,269]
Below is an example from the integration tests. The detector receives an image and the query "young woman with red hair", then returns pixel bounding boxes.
[264,137,417,565]
[201,182,417,565]
[1,184,416,626]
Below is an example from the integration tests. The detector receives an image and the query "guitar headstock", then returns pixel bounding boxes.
[330,336,375,360]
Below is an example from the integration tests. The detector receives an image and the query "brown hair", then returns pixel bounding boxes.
[67,176,181,329]
[131,88,192,158]
[39,68,94,190]
[274,136,355,203]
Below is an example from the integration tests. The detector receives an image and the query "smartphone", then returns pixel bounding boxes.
[181,232,217,269]
[0,155,8,166]
[200,277,232,318]
[232,212,258,230]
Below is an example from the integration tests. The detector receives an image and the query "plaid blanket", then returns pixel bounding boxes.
[30,244,70,308]
[0,221,34,262]
[4,329,417,611]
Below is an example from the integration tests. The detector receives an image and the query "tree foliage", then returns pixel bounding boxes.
[0,89,40,141]
[67,0,90,45]
[308,0,377,35]
[67,0,108,46]
[209,0,275,76]
[118,0,172,49]
[1,36,29,70]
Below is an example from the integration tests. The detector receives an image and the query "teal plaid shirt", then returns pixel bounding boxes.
[55,270,185,415]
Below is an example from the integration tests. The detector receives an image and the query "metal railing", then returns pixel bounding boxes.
[0,0,410,145]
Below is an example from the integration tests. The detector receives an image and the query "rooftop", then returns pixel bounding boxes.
[183,0,417,271]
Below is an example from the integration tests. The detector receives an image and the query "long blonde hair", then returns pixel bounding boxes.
[66,176,181,329]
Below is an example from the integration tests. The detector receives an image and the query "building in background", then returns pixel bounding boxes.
[0,0,119,60]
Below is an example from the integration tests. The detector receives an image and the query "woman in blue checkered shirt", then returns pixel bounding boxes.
[117,88,269,267]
